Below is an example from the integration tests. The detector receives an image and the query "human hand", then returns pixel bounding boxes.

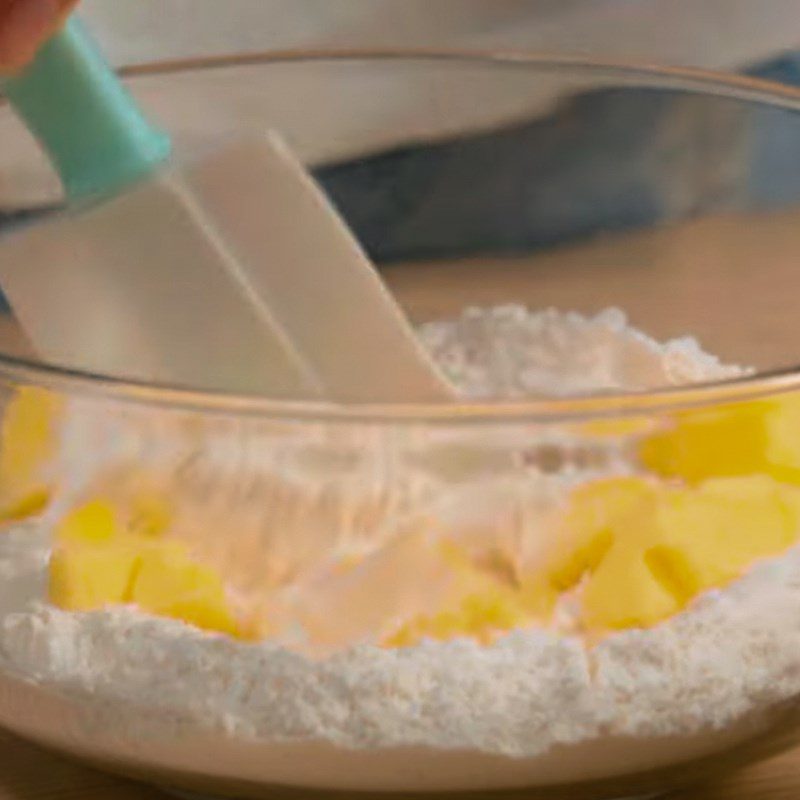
[0,0,77,73]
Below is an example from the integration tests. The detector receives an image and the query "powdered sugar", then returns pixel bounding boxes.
[0,307,789,793]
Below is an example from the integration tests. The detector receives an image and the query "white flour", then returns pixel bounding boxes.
[0,306,791,794]
[417,306,743,398]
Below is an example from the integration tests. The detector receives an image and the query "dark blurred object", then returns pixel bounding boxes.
[316,56,800,264]
[3,55,800,274]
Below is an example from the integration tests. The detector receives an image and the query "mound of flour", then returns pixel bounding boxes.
[418,306,743,398]
[1,529,799,754]
[0,307,789,793]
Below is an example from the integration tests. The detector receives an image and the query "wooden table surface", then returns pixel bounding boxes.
[0,727,798,800]
[3,207,800,798]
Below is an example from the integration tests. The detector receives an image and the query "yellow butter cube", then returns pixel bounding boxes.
[643,545,702,607]
[48,544,139,611]
[765,397,800,484]
[544,477,657,593]
[0,387,62,521]
[130,544,239,637]
[569,475,800,632]
[639,394,800,486]
[582,543,681,629]
[650,476,800,590]
[384,585,528,647]
[546,477,679,630]
[56,499,122,547]
[0,488,50,524]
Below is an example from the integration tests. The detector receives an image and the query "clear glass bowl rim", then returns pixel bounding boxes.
[3,48,800,424]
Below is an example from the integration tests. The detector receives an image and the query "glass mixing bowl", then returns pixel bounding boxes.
[1,52,800,800]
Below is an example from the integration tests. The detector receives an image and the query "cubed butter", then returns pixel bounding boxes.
[49,495,240,639]
[648,476,800,590]
[582,543,681,629]
[384,585,528,648]
[48,543,139,611]
[544,477,657,593]
[0,488,50,524]
[640,394,800,486]
[130,543,239,637]
[56,499,122,547]
[0,387,62,521]
[555,475,800,632]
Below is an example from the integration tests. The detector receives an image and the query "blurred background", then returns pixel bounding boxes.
[79,1,800,71]
[3,0,800,258]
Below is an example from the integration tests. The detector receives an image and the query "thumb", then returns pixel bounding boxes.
[0,0,78,74]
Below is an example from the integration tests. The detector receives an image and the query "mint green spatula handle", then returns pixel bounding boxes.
[2,17,170,201]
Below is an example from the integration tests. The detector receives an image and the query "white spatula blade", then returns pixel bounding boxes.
[183,133,453,403]
[0,171,323,398]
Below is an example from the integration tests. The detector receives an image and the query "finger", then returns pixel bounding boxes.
[0,0,78,73]
[53,0,77,27]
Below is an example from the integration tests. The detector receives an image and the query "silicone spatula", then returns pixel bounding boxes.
[0,18,320,397]
[179,133,454,402]
[0,18,453,401]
